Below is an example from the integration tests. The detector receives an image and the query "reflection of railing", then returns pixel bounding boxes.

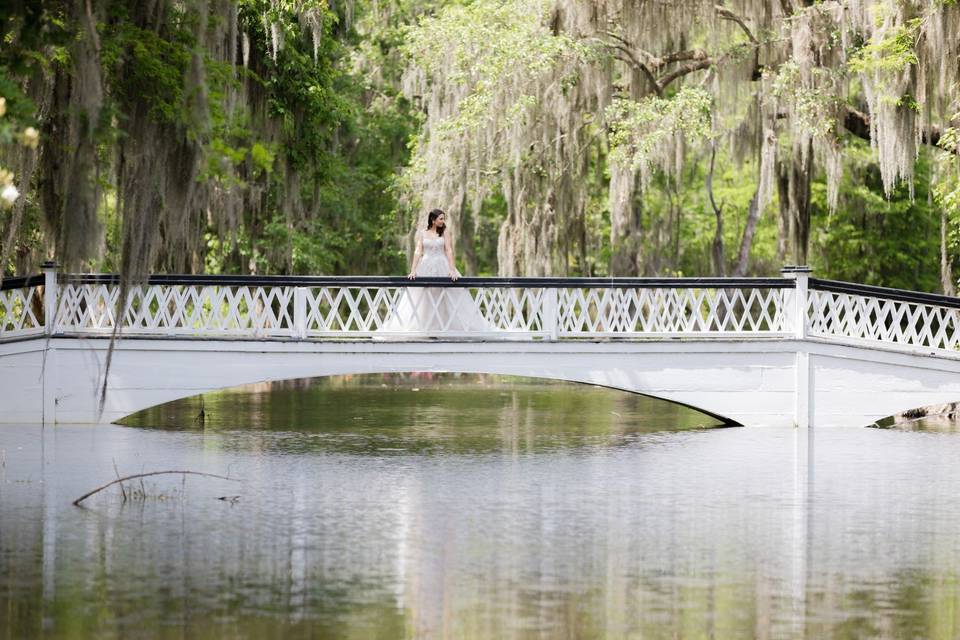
[1,267,959,354]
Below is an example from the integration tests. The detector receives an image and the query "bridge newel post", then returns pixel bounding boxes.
[543,288,559,341]
[293,287,307,340]
[41,261,59,336]
[41,261,59,425]
[781,265,811,339]
[782,265,813,428]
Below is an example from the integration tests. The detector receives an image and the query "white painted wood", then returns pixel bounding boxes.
[0,340,46,423]
[795,351,810,428]
[41,283,800,340]
[791,271,809,339]
[43,266,57,336]
[0,286,43,339]
[3,336,958,428]
[556,286,790,336]
[3,276,960,427]
[808,289,960,353]
[293,287,307,339]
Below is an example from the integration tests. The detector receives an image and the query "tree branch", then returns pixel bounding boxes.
[715,4,765,79]
[715,5,759,45]
[603,33,664,94]
[844,106,947,148]
[842,106,872,142]
[660,49,711,66]
[707,143,725,276]
[73,470,239,506]
[603,38,663,96]
[659,59,714,90]
[603,10,767,96]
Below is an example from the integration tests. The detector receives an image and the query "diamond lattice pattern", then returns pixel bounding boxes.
[56,284,295,336]
[0,286,43,337]
[557,287,789,335]
[807,290,960,352]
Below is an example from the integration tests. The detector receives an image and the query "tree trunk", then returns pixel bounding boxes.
[38,67,71,259]
[497,171,521,277]
[457,191,479,275]
[776,171,789,261]
[706,145,725,276]
[61,0,104,270]
[941,207,956,296]
[497,172,557,276]
[732,190,762,277]
[777,142,814,265]
[609,165,643,276]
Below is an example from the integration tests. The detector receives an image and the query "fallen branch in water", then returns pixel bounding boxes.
[73,471,238,506]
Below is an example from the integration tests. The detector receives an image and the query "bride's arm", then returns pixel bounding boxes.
[443,233,458,281]
[407,231,423,279]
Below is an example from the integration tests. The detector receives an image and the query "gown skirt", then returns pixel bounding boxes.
[380,236,490,334]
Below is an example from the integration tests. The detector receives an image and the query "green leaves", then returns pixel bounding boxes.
[934,121,960,258]
[606,88,713,172]
[848,17,921,75]
[767,61,842,139]
[100,8,195,126]
[403,0,581,139]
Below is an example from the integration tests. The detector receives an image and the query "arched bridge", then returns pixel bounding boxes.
[2,265,959,427]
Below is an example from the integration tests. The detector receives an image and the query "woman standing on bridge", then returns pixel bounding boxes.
[407,209,460,281]
[380,209,489,334]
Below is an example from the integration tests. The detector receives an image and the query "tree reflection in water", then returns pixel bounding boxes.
[2,375,960,639]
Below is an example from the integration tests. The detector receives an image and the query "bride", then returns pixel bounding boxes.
[407,209,459,282]
[380,209,490,334]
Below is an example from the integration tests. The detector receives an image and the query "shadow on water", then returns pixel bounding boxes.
[118,373,729,455]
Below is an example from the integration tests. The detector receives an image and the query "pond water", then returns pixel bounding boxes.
[2,374,960,639]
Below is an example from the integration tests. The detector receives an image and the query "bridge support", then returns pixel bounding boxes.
[783,266,813,428]
[41,261,58,425]
[4,336,960,427]
[795,351,811,429]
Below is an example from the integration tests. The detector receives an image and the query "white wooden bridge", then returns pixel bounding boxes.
[2,264,959,427]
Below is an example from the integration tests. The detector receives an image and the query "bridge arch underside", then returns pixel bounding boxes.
[3,338,960,427]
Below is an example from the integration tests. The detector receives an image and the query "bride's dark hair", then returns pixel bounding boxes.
[426,209,446,236]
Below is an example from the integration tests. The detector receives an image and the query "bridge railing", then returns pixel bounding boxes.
[3,270,959,353]
[808,279,960,353]
[42,274,795,340]
[0,274,46,340]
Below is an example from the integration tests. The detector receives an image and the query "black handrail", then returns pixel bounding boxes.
[57,273,795,289]
[0,274,44,291]
[810,278,960,310]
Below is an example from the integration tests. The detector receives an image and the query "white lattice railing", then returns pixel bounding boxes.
[4,271,960,353]
[50,283,547,338]
[807,282,960,353]
[0,276,45,339]
[55,283,299,338]
[556,286,791,336]
[303,286,545,336]
[50,283,552,337]
[45,277,795,340]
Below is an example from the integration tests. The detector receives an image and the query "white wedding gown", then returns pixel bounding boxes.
[380,233,491,334]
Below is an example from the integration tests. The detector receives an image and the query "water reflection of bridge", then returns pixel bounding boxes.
[2,265,959,427]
